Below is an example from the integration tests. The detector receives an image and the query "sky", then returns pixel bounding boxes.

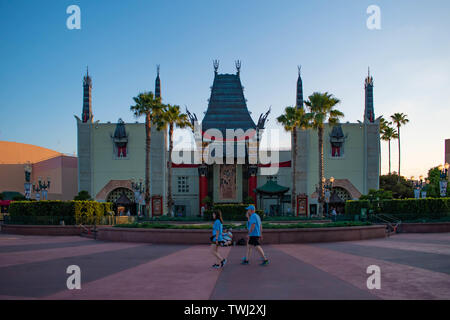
[0,0,449,179]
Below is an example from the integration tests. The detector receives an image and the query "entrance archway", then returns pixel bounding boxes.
[106,187,136,215]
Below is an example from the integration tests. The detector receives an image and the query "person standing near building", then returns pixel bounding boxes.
[331,206,337,222]
[210,210,227,269]
[241,205,269,266]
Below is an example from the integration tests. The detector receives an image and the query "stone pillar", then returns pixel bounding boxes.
[248,165,258,207]
[198,165,208,214]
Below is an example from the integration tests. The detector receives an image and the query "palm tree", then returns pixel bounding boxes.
[304,92,344,216]
[130,91,164,217]
[380,124,398,174]
[390,113,409,178]
[156,104,192,216]
[277,106,312,212]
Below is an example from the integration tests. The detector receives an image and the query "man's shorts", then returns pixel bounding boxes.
[248,236,261,246]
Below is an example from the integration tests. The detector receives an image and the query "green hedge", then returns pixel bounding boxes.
[203,204,264,221]
[345,198,450,220]
[8,200,112,225]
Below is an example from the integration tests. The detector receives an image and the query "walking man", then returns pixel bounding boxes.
[241,205,269,266]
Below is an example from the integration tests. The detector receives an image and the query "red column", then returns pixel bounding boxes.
[248,165,258,207]
[198,165,208,214]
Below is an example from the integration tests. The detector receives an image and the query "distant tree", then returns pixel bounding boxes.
[156,104,192,216]
[277,106,312,211]
[390,113,409,177]
[12,195,26,201]
[305,92,344,216]
[379,174,414,199]
[74,190,92,201]
[425,166,449,197]
[360,189,393,201]
[0,193,3,200]
[380,124,398,174]
[130,91,165,217]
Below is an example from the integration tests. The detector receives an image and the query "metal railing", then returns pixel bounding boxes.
[369,213,401,235]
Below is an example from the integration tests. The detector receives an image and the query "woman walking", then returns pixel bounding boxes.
[210,210,227,269]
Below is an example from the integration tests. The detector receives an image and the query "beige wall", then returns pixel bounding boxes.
[306,123,365,197]
[90,123,146,199]
[0,155,78,200]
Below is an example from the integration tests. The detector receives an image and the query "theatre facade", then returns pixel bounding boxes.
[76,63,380,216]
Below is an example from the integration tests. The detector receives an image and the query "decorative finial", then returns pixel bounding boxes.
[86,66,89,77]
[235,60,241,75]
[157,64,160,76]
[298,65,301,76]
[368,66,370,77]
[213,60,219,74]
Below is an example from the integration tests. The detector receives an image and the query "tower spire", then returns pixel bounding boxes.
[296,65,303,108]
[213,59,219,75]
[155,64,161,98]
[235,60,241,76]
[364,67,375,123]
[82,67,93,123]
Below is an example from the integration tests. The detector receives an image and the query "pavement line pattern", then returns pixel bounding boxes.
[210,245,378,300]
[0,233,449,300]
[0,242,145,268]
[348,239,450,256]
[277,243,450,300]
[45,245,231,300]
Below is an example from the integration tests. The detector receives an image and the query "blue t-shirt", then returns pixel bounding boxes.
[212,219,223,242]
[248,213,261,237]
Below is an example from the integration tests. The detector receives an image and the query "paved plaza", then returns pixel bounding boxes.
[0,233,449,300]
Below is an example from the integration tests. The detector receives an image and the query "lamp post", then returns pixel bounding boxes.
[131,178,145,217]
[24,162,32,200]
[438,163,449,197]
[323,177,335,215]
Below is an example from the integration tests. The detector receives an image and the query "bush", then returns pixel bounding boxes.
[74,190,92,201]
[345,198,450,220]
[8,200,112,225]
[203,204,264,221]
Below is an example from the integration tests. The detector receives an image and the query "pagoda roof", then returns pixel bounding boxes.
[255,180,290,195]
[202,73,256,136]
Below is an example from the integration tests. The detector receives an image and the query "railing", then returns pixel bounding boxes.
[369,213,401,235]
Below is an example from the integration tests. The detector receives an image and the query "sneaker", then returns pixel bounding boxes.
[260,259,270,266]
[212,264,220,269]
[241,258,249,265]
[220,259,227,268]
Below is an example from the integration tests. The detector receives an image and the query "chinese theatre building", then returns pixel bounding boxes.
[76,63,380,217]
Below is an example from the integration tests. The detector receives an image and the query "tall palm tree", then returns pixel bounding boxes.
[156,104,192,216]
[130,91,164,217]
[277,106,312,212]
[380,124,398,174]
[304,92,344,216]
[390,113,409,178]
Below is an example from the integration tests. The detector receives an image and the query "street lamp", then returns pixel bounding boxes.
[24,162,32,200]
[323,177,335,215]
[131,178,145,217]
[438,163,449,197]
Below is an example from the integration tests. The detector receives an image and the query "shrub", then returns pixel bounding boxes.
[203,204,264,221]
[345,197,450,220]
[8,200,112,225]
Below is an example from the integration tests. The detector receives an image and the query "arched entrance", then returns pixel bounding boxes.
[106,187,136,215]
[328,187,352,214]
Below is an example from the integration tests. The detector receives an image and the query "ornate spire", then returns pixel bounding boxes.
[235,60,241,76]
[82,67,93,123]
[364,67,375,123]
[155,64,161,98]
[213,59,219,75]
[296,65,303,108]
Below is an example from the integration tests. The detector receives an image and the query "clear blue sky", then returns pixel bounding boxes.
[1,0,449,178]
